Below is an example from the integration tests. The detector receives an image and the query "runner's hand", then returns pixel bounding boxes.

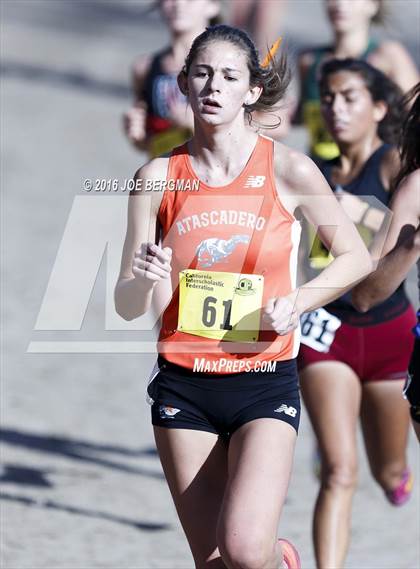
[262,296,300,335]
[132,242,172,282]
[123,104,147,143]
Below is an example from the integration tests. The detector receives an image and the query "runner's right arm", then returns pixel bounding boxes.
[114,158,170,321]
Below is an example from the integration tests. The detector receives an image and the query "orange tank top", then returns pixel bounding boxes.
[157,135,301,373]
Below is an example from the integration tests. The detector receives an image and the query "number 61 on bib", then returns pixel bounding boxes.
[177,269,264,342]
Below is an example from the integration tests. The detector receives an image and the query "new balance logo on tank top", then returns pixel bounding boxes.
[157,135,301,372]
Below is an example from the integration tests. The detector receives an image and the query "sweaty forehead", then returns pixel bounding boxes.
[193,41,248,71]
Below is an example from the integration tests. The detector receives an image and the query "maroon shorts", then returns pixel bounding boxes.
[298,306,416,382]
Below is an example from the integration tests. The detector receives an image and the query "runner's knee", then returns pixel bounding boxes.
[321,461,358,491]
[218,533,276,569]
[371,459,406,489]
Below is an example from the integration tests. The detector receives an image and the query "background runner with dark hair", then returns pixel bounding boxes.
[298,59,415,569]
[298,0,419,161]
[352,83,420,442]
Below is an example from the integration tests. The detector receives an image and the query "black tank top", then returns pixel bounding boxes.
[142,51,186,125]
[141,51,191,157]
[320,144,409,326]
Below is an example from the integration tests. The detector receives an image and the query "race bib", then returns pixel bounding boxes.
[178,269,264,342]
[300,308,341,353]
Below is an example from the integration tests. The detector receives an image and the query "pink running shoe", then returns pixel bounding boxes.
[385,468,413,506]
[278,538,301,569]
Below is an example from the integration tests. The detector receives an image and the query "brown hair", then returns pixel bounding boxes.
[394,82,420,188]
[180,24,291,126]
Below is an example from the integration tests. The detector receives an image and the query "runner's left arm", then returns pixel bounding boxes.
[264,148,372,334]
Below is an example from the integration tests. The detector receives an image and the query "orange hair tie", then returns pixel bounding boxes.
[261,37,282,68]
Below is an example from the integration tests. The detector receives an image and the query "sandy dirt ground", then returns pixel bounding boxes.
[1,1,419,568]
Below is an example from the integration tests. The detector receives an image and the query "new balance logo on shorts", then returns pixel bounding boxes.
[274,404,297,417]
[244,175,266,188]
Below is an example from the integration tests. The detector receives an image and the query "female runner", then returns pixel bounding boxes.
[298,59,416,568]
[298,0,419,161]
[115,25,371,569]
[124,0,220,157]
[352,83,420,441]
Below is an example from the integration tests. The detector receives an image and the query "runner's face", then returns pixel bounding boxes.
[320,71,385,144]
[160,0,218,33]
[187,41,260,126]
[325,0,379,33]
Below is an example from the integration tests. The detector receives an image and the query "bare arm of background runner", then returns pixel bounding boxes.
[351,170,420,311]
[123,55,151,151]
[369,41,419,94]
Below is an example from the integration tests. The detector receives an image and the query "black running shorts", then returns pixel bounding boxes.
[147,356,300,437]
